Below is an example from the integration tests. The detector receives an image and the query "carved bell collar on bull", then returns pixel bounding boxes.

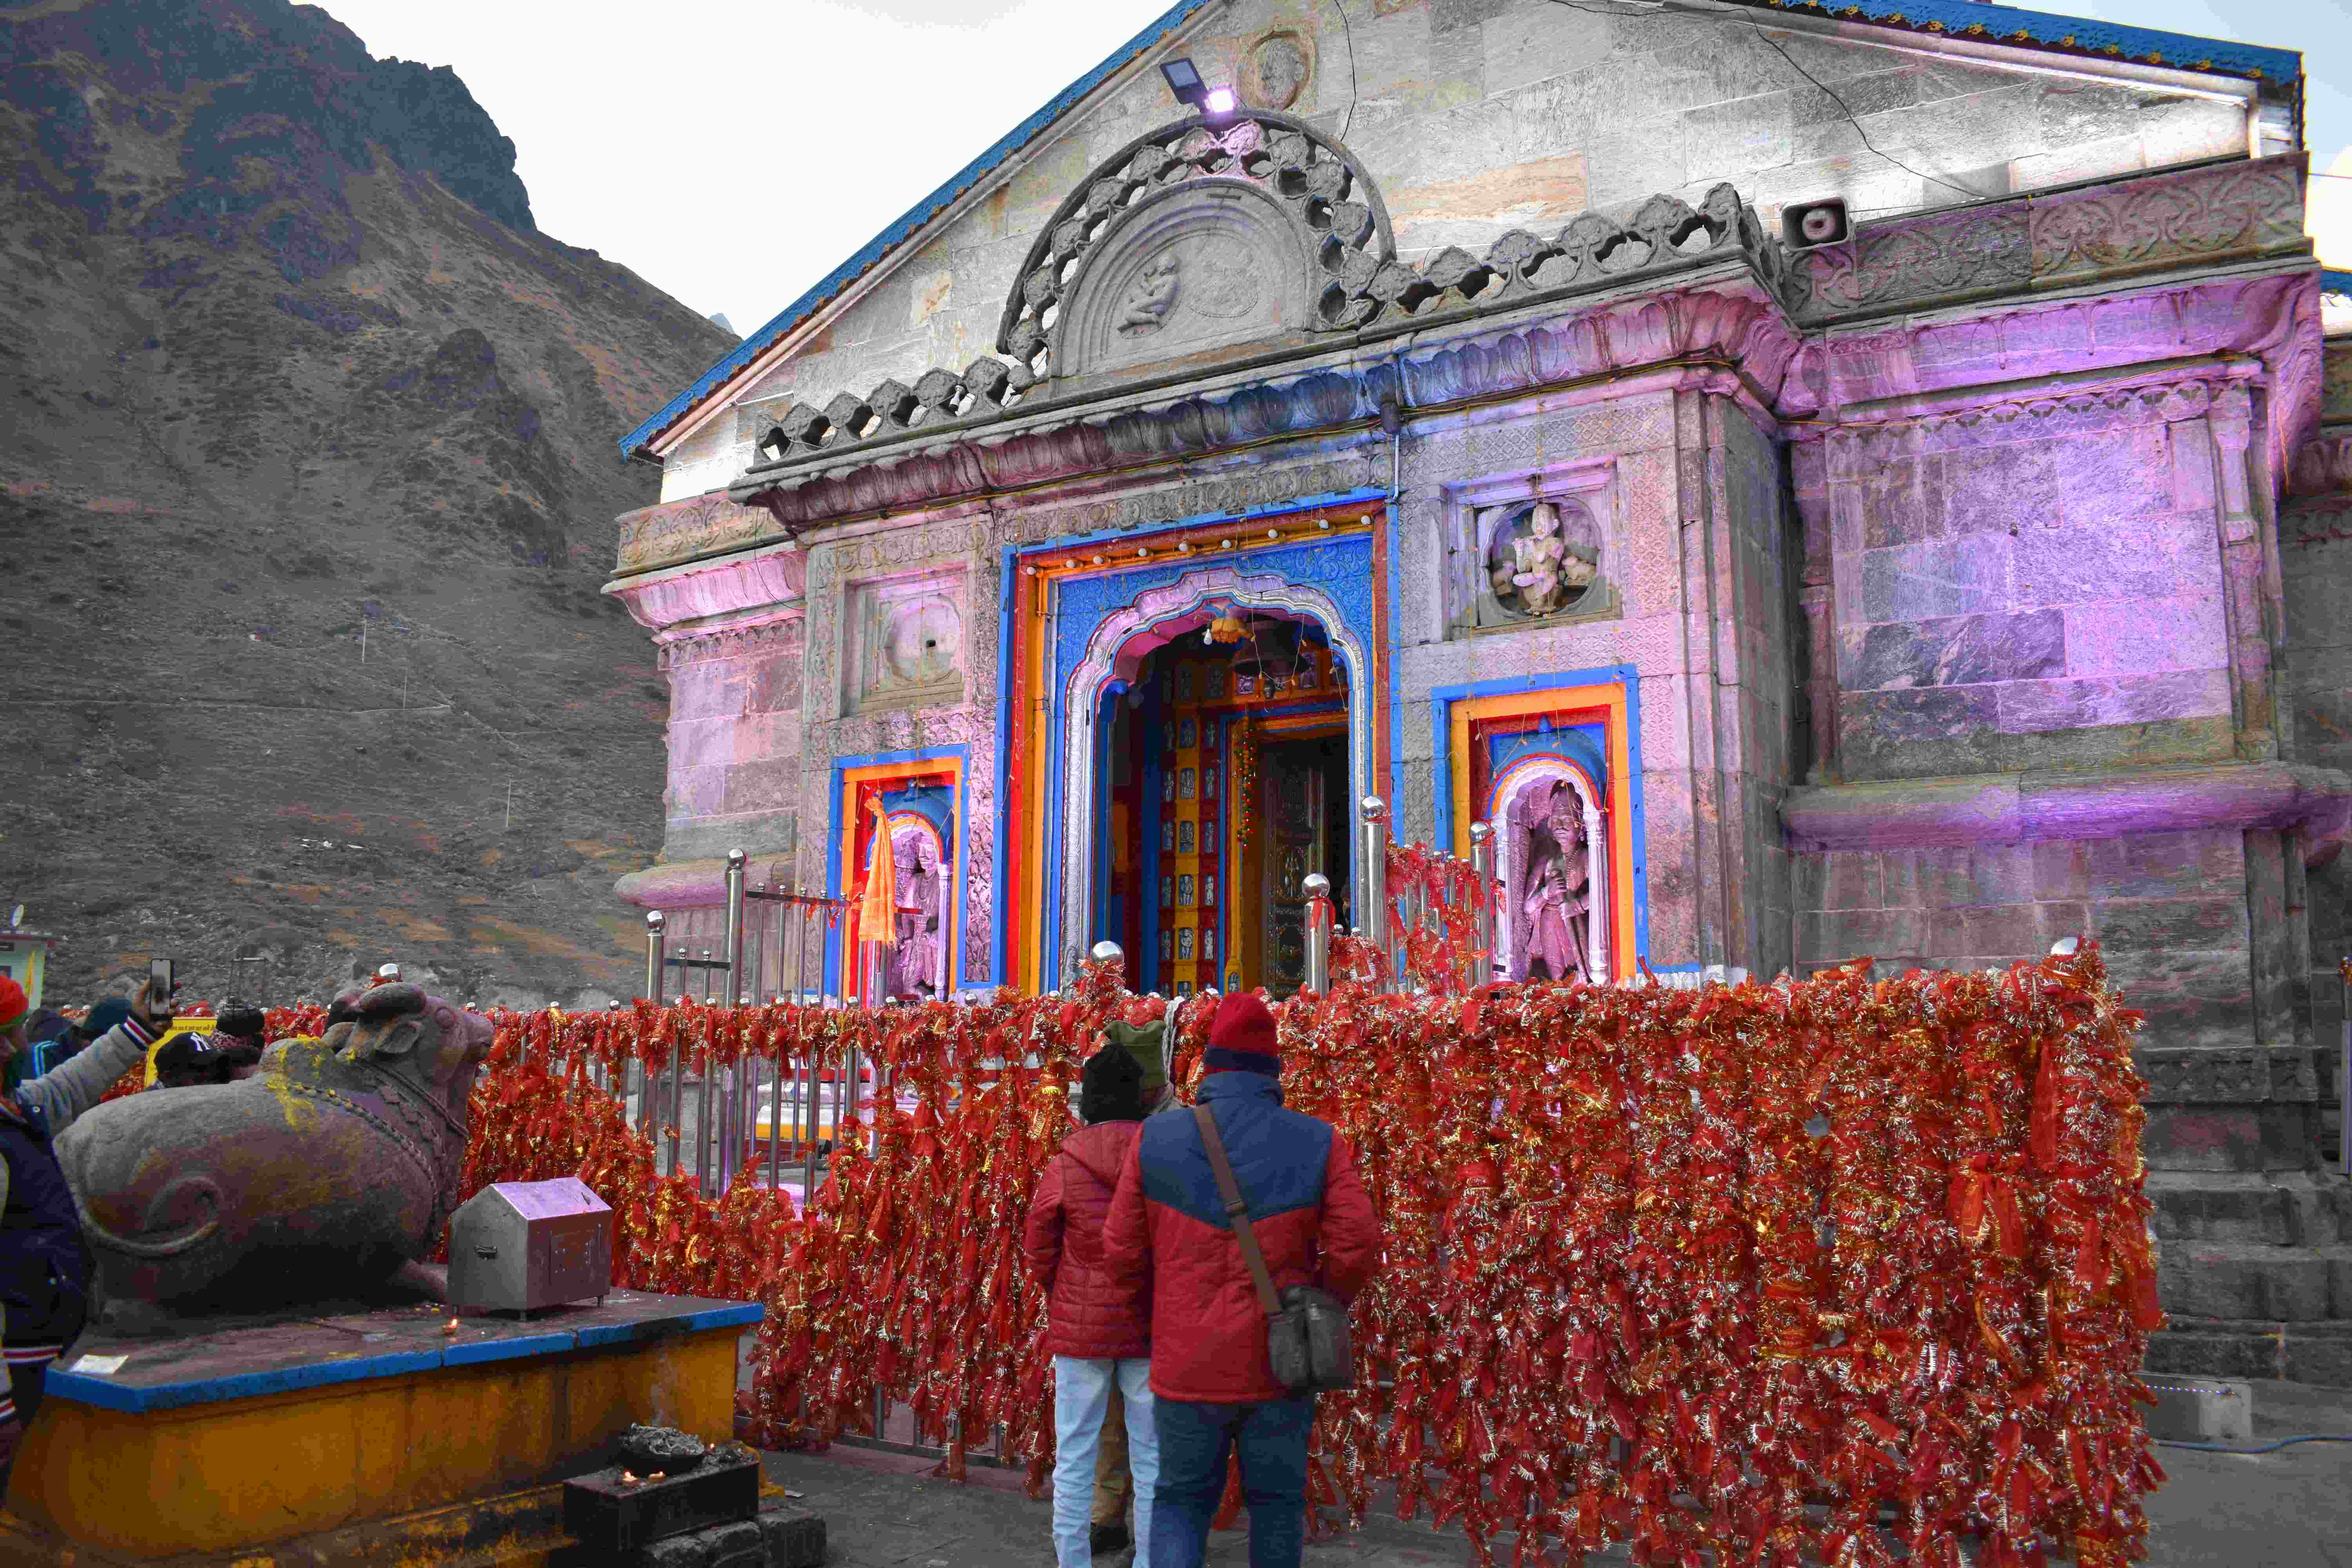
[58,984,496,1318]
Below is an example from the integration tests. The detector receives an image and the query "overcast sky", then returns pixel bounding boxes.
[320,0,2351,338]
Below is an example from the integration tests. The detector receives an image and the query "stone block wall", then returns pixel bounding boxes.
[658,621,806,865]
[1793,833,2252,1053]
[654,0,2243,505]
[1817,403,2236,785]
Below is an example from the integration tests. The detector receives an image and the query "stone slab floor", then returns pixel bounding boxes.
[751,1379,2352,1567]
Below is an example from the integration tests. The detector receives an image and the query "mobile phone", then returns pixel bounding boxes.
[149,958,176,1001]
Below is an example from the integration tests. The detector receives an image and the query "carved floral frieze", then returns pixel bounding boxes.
[615,492,782,576]
[1788,154,2306,326]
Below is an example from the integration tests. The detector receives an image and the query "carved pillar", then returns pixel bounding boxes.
[2210,386,2279,762]
[1789,435,1836,785]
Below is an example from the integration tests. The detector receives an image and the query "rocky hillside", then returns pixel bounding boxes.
[0,0,739,1007]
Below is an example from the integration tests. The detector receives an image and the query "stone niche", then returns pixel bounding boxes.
[1448,464,1621,633]
[1054,182,1310,383]
[841,569,966,718]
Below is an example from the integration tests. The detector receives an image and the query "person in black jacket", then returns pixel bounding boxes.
[0,975,169,1494]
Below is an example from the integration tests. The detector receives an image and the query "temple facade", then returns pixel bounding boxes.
[604,0,2352,1375]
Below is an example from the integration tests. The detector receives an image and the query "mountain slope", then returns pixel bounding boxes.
[0,0,735,1006]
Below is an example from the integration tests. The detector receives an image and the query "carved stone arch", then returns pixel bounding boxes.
[996,110,1394,383]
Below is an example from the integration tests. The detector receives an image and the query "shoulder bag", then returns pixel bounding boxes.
[1191,1103,1354,1392]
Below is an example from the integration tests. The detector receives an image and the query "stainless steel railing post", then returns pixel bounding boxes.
[1357,797,1389,991]
[1302,874,1332,993]
[1468,821,1496,982]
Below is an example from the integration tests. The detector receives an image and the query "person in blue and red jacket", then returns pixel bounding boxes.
[1102,992,1378,1568]
[0,974,169,1495]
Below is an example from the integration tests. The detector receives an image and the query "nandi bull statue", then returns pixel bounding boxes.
[56,984,494,1312]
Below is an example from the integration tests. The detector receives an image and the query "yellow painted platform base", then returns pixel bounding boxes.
[0,1326,741,1561]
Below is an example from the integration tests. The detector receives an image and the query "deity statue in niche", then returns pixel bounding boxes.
[1207,667,1228,701]
[1203,874,1217,907]
[889,829,946,999]
[1161,929,1174,961]
[1161,874,1173,907]
[1179,718,1197,749]
[1200,928,1216,964]
[1510,780,1594,984]
[1177,928,1195,961]
[1165,720,1177,751]
[1203,765,1218,800]
[1179,768,1196,800]
[1118,254,1181,334]
[1163,771,1175,802]
[1177,665,1196,703]
[1162,821,1176,853]
[1178,874,1195,907]
[1178,821,1196,854]
[1487,500,1600,619]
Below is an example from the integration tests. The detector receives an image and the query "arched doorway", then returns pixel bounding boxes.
[1090,604,1353,998]
[1052,564,1375,997]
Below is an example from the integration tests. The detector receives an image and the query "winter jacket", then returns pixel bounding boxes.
[1102,1070,1379,1404]
[1,1015,155,1418]
[1024,1120,1150,1360]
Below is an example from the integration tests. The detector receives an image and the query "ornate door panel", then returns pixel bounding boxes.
[1259,742,1326,999]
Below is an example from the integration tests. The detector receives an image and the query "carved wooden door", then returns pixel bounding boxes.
[1259,742,1326,999]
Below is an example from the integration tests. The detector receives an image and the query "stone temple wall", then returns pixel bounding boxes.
[652,0,2244,506]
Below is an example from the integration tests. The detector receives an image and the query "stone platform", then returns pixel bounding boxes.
[0,1291,763,1563]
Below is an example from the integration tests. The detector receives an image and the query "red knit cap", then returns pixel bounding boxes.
[0,976,26,1033]
[1204,992,1280,1075]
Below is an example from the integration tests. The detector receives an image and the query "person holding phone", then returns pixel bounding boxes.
[0,972,172,1494]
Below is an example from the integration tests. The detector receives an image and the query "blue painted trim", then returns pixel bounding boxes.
[2325,269,2352,297]
[825,746,972,997]
[44,1299,768,1414]
[1140,680,1163,994]
[1014,490,1389,563]
[619,0,1218,459]
[995,546,1021,988]
[1428,666,1651,963]
[1730,0,2295,82]
[1383,497,1405,812]
[443,1331,577,1367]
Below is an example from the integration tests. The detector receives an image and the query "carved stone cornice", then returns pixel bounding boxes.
[2135,1046,2323,1107]
[1787,154,2307,327]
[724,184,1782,520]
[1782,760,2352,852]
[656,618,804,668]
[719,276,1794,539]
[1822,365,2251,472]
[605,540,806,635]
[615,491,780,576]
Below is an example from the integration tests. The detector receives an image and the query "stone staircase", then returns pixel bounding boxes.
[2140,1044,2352,1386]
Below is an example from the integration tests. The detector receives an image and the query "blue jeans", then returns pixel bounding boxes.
[1054,1356,1157,1567]
[1148,1393,1314,1568]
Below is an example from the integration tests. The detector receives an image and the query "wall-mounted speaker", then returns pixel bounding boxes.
[1782,197,1851,250]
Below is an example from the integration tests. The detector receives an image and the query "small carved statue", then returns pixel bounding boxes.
[1118,255,1181,334]
[1520,790,1593,984]
[57,985,495,1314]
[890,831,944,1000]
[1490,501,1598,619]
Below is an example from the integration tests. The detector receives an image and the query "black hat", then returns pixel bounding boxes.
[151,1031,225,1087]
[1079,1044,1145,1126]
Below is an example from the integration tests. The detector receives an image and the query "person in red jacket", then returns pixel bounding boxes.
[1102,993,1377,1568]
[1025,1044,1160,1568]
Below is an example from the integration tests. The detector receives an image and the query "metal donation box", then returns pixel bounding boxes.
[447,1177,614,1315]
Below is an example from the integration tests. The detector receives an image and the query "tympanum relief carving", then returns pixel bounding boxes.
[1056,184,1305,379]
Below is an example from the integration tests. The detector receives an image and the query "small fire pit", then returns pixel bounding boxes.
[563,1426,823,1565]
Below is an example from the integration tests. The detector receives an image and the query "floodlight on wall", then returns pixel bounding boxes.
[1161,57,1207,108]
[1781,196,1850,250]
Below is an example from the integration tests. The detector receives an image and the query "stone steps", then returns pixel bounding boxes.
[2147,1317,2352,1386]
[2148,1169,2352,1246]
[2154,1239,2352,1321]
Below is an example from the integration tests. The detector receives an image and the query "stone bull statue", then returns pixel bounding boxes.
[55,984,493,1312]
